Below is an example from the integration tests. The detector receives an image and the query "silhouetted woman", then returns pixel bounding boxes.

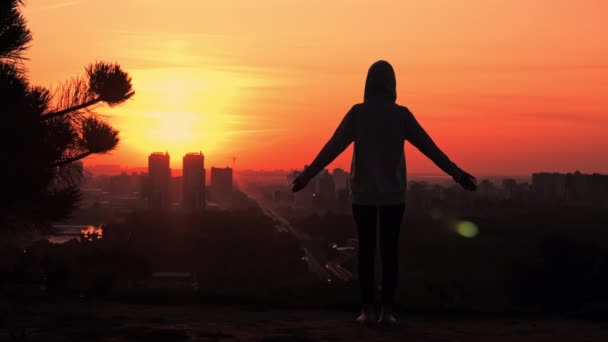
[292,60,477,325]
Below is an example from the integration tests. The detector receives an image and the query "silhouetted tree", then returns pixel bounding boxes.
[0,1,134,233]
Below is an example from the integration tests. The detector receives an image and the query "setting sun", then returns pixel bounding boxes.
[91,66,281,168]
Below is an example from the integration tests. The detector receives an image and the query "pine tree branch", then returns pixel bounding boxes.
[51,151,93,168]
[42,97,101,121]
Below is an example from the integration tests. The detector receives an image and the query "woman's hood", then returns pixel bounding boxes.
[364,60,396,103]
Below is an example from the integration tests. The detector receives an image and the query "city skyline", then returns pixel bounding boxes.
[23,1,608,174]
[83,158,600,179]
[142,151,234,209]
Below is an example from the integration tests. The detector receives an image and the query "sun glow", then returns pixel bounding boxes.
[106,66,273,167]
[131,110,230,161]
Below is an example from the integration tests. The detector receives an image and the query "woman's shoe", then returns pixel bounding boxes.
[355,305,375,325]
[378,306,397,326]
[378,312,397,326]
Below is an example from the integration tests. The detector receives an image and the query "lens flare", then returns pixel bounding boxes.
[456,221,479,238]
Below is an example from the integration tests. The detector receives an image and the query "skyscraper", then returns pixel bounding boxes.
[210,167,233,208]
[182,152,206,210]
[148,152,171,209]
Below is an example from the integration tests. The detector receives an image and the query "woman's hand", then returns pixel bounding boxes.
[292,176,309,192]
[456,171,477,191]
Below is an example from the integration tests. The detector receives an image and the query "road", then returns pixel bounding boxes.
[237,182,362,283]
[237,182,333,282]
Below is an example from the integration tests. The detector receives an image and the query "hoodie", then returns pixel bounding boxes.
[298,60,464,205]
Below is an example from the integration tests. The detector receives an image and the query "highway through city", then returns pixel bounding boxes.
[238,182,356,283]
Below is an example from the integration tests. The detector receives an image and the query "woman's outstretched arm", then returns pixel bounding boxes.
[404,108,476,190]
[293,107,355,191]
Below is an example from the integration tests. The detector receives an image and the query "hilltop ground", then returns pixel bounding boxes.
[2,300,608,341]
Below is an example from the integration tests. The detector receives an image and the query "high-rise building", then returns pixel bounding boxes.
[182,152,206,210]
[210,167,233,208]
[147,152,171,209]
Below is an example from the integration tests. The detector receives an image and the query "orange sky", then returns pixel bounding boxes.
[24,0,608,175]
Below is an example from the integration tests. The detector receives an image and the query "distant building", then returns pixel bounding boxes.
[477,179,498,199]
[182,152,206,210]
[148,152,171,209]
[211,167,233,208]
[407,181,433,209]
[336,188,350,201]
[87,164,122,176]
[316,169,336,202]
[333,168,350,191]
[587,173,608,203]
[108,172,137,196]
[292,166,314,208]
[532,171,608,203]
[532,172,568,201]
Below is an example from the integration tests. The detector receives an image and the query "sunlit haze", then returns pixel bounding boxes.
[24,0,608,174]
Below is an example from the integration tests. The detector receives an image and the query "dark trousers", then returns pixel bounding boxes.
[352,204,405,306]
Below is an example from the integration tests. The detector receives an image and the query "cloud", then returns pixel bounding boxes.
[101,28,231,40]
[224,128,287,136]
[517,111,608,124]
[31,1,81,11]
[399,64,608,73]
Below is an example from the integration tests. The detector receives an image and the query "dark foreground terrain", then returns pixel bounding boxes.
[2,300,608,342]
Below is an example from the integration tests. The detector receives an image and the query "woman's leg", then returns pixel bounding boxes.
[352,204,378,306]
[378,204,405,307]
